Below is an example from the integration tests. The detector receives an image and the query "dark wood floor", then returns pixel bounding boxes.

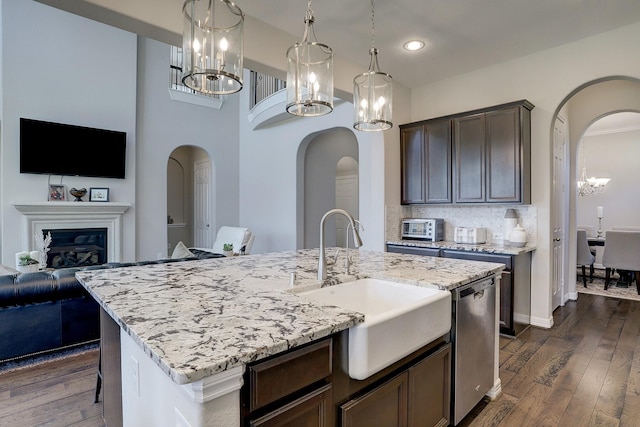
[1,293,639,426]
[0,349,104,426]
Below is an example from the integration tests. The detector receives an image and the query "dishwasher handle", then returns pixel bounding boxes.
[455,278,494,300]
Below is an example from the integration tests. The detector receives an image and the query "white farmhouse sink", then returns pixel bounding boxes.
[300,278,451,380]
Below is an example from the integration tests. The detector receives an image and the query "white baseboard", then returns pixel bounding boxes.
[530,315,553,329]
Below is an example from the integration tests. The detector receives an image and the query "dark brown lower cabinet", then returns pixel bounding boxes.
[250,385,332,427]
[408,344,451,427]
[340,343,451,427]
[243,338,334,426]
[341,373,408,427]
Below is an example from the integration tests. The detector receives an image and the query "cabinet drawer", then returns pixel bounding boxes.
[441,250,512,270]
[250,384,332,427]
[249,338,332,411]
[387,244,441,257]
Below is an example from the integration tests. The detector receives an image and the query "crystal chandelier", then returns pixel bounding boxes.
[286,0,334,116]
[353,0,393,131]
[182,0,244,95]
[577,167,611,196]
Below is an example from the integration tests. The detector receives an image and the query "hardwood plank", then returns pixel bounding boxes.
[558,354,610,425]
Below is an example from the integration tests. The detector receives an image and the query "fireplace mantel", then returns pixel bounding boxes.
[13,201,131,216]
[13,201,131,262]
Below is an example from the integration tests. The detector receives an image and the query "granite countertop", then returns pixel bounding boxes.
[76,248,504,385]
[386,239,536,255]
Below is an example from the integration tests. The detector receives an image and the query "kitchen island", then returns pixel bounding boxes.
[76,248,505,427]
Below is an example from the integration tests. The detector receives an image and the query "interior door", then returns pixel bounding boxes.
[335,174,359,247]
[194,160,213,248]
[552,117,568,310]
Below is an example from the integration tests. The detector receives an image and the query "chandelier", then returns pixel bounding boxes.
[353,0,393,131]
[286,0,334,116]
[577,167,610,196]
[182,0,244,95]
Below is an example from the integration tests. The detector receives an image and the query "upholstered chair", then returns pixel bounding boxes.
[602,231,640,294]
[576,229,595,287]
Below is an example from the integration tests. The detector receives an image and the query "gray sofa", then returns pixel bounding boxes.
[0,250,224,363]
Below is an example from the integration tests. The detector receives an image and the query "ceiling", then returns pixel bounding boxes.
[238,0,640,89]
[584,112,640,136]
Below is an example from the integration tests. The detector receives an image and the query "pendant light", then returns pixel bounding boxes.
[286,0,334,116]
[353,0,393,131]
[182,0,244,95]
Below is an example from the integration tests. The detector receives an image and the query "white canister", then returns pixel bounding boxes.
[503,209,518,244]
[509,224,528,247]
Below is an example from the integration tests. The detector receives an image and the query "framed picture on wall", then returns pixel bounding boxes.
[89,187,109,202]
[48,184,66,201]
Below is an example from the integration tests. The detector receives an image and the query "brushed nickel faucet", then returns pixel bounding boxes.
[318,209,363,282]
[345,220,364,274]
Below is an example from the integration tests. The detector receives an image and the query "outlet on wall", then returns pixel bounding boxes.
[131,355,140,396]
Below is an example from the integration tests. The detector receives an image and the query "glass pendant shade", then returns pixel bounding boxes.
[182,0,244,95]
[286,5,334,116]
[353,48,393,131]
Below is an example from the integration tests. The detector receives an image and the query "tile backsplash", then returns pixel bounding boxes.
[386,204,537,245]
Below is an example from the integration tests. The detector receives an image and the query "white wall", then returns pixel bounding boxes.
[576,127,640,265]
[238,96,385,254]
[303,128,359,249]
[135,37,240,260]
[409,22,640,328]
[0,0,137,266]
[577,128,640,232]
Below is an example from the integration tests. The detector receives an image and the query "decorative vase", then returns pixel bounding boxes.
[223,250,233,257]
[508,224,528,248]
[69,187,87,202]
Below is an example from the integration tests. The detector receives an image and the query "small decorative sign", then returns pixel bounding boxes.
[48,184,66,201]
[89,187,109,202]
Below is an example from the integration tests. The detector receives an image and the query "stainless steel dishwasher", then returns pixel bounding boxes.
[451,277,496,425]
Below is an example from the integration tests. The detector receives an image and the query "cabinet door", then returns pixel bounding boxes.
[454,113,485,203]
[401,126,426,204]
[408,344,451,427]
[499,270,514,334]
[424,119,452,203]
[486,107,522,202]
[341,373,408,427]
[250,384,332,427]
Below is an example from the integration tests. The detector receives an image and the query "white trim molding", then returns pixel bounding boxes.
[13,201,131,263]
[180,366,244,404]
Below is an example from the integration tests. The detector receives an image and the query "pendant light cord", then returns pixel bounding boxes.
[370,0,376,50]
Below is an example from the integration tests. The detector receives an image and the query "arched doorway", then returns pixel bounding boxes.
[166,145,214,255]
[301,128,360,249]
[551,77,640,306]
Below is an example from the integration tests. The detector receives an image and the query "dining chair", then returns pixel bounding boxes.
[602,231,640,294]
[576,229,595,287]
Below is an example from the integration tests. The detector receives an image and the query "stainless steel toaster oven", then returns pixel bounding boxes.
[401,218,444,241]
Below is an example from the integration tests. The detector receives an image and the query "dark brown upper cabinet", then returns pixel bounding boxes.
[401,100,533,205]
[400,118,452,205]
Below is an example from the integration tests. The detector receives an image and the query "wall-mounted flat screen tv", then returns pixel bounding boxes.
[20,118,126,179]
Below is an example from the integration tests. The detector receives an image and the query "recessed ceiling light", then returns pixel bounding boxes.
[403,40,425,51]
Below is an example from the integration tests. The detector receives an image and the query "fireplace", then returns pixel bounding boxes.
[13,202,131,265]
[43,228,107,268]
